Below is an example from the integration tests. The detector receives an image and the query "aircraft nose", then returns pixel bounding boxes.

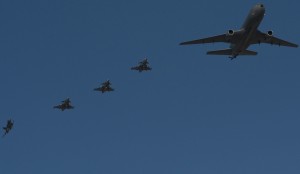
[258,3,265,10]
[255,3,265,15]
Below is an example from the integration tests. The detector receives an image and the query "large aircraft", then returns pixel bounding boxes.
[180,3,298,59]
[54,98,74,111]
[3,119,14,137]
[94,80,114,93]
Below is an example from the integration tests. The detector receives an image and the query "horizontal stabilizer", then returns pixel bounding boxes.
[207,49,233,55]
[239,49,257,55]
[207,49,257,56]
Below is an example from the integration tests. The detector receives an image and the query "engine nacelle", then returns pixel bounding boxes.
[227,29,234,36]
[267,30,273,36]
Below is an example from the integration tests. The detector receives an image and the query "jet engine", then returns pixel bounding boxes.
[267,30,273,36]
[227,29,234,36]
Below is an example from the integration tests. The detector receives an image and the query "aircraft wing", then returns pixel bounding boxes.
[131,66,139,70]
[108,87,114,91]
[54,105,64,111]
[180,34,229,45]
[94,87,101,91]
[68,105,74,109]
[251,30,298,47]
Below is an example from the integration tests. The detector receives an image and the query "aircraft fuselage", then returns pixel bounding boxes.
[230,4,265,57]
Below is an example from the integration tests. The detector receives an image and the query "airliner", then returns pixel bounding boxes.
[180,4,298,59]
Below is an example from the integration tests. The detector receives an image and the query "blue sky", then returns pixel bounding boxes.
[0,0,299,174]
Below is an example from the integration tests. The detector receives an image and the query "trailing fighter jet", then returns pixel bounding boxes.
[53,98,74,111]
[3,119,14,137]
[94,80,114,93]
[180,3,298,59]
[139,59,149,65]
[131,58,152,72]
[102,80,111,87]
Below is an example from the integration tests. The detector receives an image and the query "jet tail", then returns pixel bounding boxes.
[207,49,257,56]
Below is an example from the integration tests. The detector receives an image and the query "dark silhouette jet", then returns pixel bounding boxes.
[131,58,152,72]
[54,98,74,111]
[94,80,114,93]
[180,3,298,59]
[3,119,14,137]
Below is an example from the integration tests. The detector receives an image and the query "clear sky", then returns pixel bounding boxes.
[0,0,299,174]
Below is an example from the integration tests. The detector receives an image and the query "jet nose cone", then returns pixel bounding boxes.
[258,3,265,10]
[255,3,265,15]
[258,3,264,8]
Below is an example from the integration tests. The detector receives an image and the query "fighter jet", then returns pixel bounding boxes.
[53,98,74,111]
[94,80,114,93]
[131,58,152,72]
[3,119,14,137]
[180,3,298,59]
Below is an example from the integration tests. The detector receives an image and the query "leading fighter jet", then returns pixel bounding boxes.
[3,119,14,137]
[180,3,298,59]
[53,98,74,111]
[94,80,114,93]
[131,58,152,72]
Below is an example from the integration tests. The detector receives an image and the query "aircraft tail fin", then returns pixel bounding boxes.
[207,49,257,56]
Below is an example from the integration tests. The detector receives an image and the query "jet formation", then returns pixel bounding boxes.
[2,4,298,141]
[94,80,114,93]
[53,98,74,111]
[180,3,298,59]
[3,119,14,137]
[131,58,152,72]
